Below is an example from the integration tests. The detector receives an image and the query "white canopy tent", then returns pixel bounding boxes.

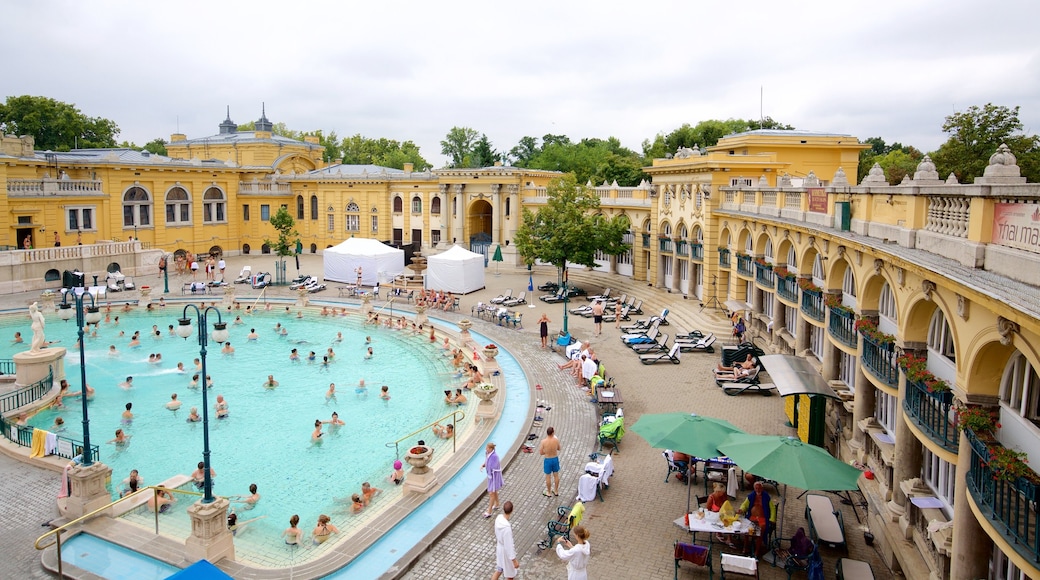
[425,245,486,294]
[323,238,405,286]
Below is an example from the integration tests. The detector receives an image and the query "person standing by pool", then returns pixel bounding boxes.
[591,299,605,336]
[282,515,303,546]
[481,442,503,518]
[492,501,519,580]
[540,426,562,497]
[215,394,229,418]
[614,300,623,329]
[538,313,551,348]
[555,525,591,580]
[390,460,404,485]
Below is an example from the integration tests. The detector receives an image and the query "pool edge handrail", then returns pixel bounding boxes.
[386,409,466,456]
[36,485,205,578]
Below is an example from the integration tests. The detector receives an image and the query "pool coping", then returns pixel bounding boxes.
[36,307,535,579]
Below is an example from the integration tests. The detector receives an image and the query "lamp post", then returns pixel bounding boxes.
[561,265,570,336]
[58,288,103,466]
[163,254,170,294]
[176,305,229,503]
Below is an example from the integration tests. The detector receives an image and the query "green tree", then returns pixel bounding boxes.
[471,134,499,167]
[523,135,645,186]
[0,95,119,151]
[642,118,790,160]
[931,103,1040,183]
[507,136,540,166]
[440,126,480,168]
[143,138,168,156]
[513,174,629,271]
[265,206,299,268]
[339,134,431,170]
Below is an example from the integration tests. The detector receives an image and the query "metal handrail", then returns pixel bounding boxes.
[386,409,466,457]
[0,368,53,414]
[35,485,204,578]
[250,286,267,310]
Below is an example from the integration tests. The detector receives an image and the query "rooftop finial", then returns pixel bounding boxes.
[218,106,237,134]
[256,103,273,133]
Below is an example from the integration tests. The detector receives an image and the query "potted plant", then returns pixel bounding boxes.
[898,353,951,394]
[956,405,998,433]
[474,382,499,403]
[987,446,1030,482]
[855,318,896,348]
[405,443,434,474]
[483,343,499,360]
[458,319,473,334]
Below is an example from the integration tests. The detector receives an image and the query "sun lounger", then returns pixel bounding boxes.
[837,558,874,580]
[806,493,847,551]
[234,267,252,284]
[676,333,716,353]
[639,343,681,364]
[490,288,512,304]
[630,334,669,353]
[503,291,526,306]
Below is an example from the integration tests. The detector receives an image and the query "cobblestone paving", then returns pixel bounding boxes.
[0,256,895,579]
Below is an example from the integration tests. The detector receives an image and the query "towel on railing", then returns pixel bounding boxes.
[726,466,738,497]
[58,463,72,499]
[30,428,47,458]
[674,542,709,566]
[576,473,598,502]
[45,431,58,456]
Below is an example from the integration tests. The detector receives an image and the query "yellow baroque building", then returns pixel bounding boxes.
[4,112,1040,578]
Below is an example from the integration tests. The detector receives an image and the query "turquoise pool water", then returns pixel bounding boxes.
[58,533,180,579]
[13,304,470,558]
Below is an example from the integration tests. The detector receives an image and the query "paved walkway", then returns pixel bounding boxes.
[0,255,896,579]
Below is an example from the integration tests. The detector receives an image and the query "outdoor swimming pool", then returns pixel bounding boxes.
[9,302,495,568]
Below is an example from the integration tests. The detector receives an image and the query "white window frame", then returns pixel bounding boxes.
[327,214,334,232]
[839,351,856,393]
[122,187,152,228]
[879,282,897,320]
[928,309,956,361]
[784,305,797,337]
[165,187,192,225]
[764,239,774,263]
[1001,353,1040,423]
[730,177,753,187]
[260,204,271,221]
[921,447,955,517]
[371,215,379,233]
[344,214,360,232]
[991,545,1029,580]
[411,196,422,214]
[202,187,226,224]
[810,325,824,360]
[787,247,798,273]
[875,389,898,436]
[431,229,441,245]
[763,291,774,319]
[812,255,825,282]
[66,206,96,232]
[842,267,857,297]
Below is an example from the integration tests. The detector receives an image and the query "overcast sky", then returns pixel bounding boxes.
[4,0,1039,167]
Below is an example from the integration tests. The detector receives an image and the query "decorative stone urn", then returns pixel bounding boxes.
[483,346,499,360]
[474,383,500,421]
[295,287,308,308]
[415,305,428,327]
[458,319,473,334]
[403,444,439,494]
[138,286,152,308]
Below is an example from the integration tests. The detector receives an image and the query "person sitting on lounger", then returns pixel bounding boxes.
[716,354,756,374]
[715,365,755,381]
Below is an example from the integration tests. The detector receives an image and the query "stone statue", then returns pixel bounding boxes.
[29,302,46,352]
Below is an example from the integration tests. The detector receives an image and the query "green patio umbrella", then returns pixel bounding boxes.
[631,412,743,460]
[492,244,503,275]
[717,434,861,491]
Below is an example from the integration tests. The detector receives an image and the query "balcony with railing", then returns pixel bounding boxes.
[828,306,858,349]
[754,262,775,287]
[238,180,292,195]
[966,429,1040,565]
[861,333,898,388]
[674,240,688,257]
[658,238,673,253]
[642,233,650,248]
[904,378,957,452]
[736,254,754,277]
[800,288,824,322]
[777,275,798,303]
[718,248,731,268]
[690,243,703,261]
[7,178,104,197]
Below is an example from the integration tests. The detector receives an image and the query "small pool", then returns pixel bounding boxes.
[10,302,511,568]
[58,533,180,579]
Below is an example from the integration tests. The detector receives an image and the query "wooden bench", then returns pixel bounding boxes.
[836,558,874,580]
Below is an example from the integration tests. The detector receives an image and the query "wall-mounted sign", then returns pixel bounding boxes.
[807,188,827,213]
[993,203,1040,254]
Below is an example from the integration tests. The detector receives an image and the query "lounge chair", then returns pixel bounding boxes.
[677,334,716,353]
[805,493,847,551]
[674,541,712,580]
[182,281,209,295]
[537,502,585,549]
[503,291,526,307]
[620,316,656,333]
[630,334,669,354]
[541,288,568,303]
[629,308,667,330]
[490,288,512,304]
[620,319,662,342]
[603,305,630,323]
[251,272,272,289]
[305,279,327,293]
[675,329,706,341]
[631,299,644,315]
[289,276,313,290]
[640,343,681,364]
[122,277,136,291]
[622,324,661,346]
[234,266,252,284]
[587,288,611,301]
[107,276,122,292]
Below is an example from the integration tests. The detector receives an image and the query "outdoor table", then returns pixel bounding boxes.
[337,284,358,297]
[597,387,623,414]
[674,511,759,555]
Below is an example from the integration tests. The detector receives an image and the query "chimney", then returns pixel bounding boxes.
[403,163,414,173]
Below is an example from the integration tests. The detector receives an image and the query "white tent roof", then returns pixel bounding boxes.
[323,238,405,286]
[426,245,486,294]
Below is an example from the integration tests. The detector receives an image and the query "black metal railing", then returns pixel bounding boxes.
[642,233,650,248]
[675,240,688,256]
[861,334,898,388]
[718,248,731,268]
[904,378,957,452]
[659,239,673,253]
[0,369,53,414]
[966,429,1040,563]
[777,276,798,302]
[736,254,754,277]
[828,307,858,349]
[690,243,703,261]
[800,289,824,322]
[754,262,775,287]
[0,414,100,463]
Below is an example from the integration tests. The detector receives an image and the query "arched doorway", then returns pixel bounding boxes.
[468,199,493,262]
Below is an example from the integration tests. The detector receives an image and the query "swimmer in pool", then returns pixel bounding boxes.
[189,374,200,389]
[230,483,261,509]
[233,315,243,325]
[247,328,259,341]
[191,461,216,488]
[147,488,174,513]
[222,342,234,354]
[325,383,336,401]
[312,419,324,442]
[121,402,134,422]
[334,332,343,343]
[390,460,405,485]
[326,347,336,361]
[187,407,201,422]
[279,327,288,337]
[166,393,182,411]
[355,379,368,396]
[289,348,300,362]
[215,395,229,418]
[307,351,316,362]
[350,494,364,514]
[432,423,454,439]
[312,514,339,544]
[194,358,202,371]
[365,346,374,359]
[263,375,279,389]
[324,412,345,427]
[282,515,303,545]
[109,345,119,356]
[12,331,23,344]
[361,482,382,506]
[380,385,390,400]
[108,428,131,446]
[176,362,186,373]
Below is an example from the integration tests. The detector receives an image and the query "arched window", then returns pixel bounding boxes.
[812,255,825,281]
[1001,353,1040,422]
[165,187,191,225]
[122,187,151,227]
[296,195,305,220]
[346,202,360,212]
[261,243,271,254]
[344,201,360,232]
[242,243,251,254]
[764,239,774,263]
[431,197,441,215]
[203,187,225,223]
[694,227,703,244]
[310,243,317,253]
[879,282,897,321]
[786,247,798,271]
[744,236,753,253]
[927,309,956,361]
[393,196,403,213]
[310,195,318,220]
[662,223,672,236]
[45,269,60,281]
[720,231,730,248]
[842,267,857,297]
[411,196,422,214]
[677,224,688,240]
